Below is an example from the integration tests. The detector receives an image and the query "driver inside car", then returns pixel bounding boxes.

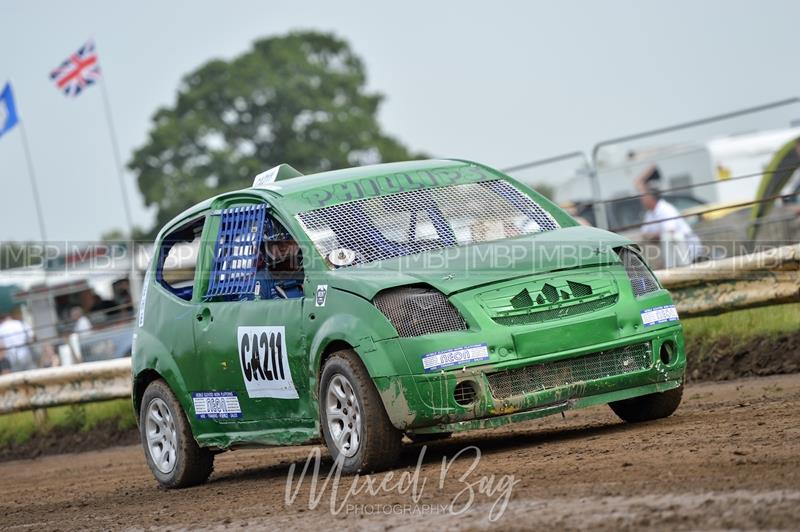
[253,227,304,299]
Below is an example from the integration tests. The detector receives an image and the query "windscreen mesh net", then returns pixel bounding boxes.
[296,180,559,267]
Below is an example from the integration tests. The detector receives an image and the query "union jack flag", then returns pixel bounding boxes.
[49,39,101,97]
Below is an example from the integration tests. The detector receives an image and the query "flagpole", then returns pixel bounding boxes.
[96,65,143,313]
[17,119,47,244]
[98,74,134,236]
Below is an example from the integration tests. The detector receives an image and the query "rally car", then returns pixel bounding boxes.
[132,159,685,488]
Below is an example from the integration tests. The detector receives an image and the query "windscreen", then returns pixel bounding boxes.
[295,179,560,267]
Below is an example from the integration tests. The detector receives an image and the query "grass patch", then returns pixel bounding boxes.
[682,302,800,344]
[681,303,800,363]
[0,399,136,448]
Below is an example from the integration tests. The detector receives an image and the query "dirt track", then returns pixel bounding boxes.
[1,374,799,531]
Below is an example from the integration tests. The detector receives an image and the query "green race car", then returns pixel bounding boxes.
[132,159,685,488]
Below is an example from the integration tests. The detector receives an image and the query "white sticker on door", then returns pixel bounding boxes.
[315,284,328,307]
[237,326,299,399]
[192,391,242,420]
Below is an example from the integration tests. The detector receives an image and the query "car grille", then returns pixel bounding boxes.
[486,342,652,399]
[492,295,618,326]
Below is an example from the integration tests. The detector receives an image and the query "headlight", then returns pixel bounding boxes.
[373,286,468,337]
[616,247,660,297]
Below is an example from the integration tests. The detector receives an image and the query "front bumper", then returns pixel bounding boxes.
[373,324,685,432]
[411,379,682,434]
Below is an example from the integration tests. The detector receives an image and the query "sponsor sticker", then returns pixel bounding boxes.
[192,391,242,419]
[640,304,679,327]
[315,284,328,307]
[252,166,280,187]
[421,343,490,372]
[237,326,299,399]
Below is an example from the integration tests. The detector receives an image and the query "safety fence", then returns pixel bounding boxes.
[504,97,800,269]
[0,319,134,374]
[0,358,130,415]
[1,244,798,416]
[656,243,800,317]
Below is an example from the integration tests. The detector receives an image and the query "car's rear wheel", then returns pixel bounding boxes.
[140,379,214,488]
[320,349,401,474]
[609,385,683,423]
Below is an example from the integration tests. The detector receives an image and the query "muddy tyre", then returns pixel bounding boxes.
[609,385,683,423]
[320,349,402,474]
[140,379,214,488]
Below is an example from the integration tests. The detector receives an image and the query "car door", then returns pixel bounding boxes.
[192,199,312,436]
[150,214,209,398]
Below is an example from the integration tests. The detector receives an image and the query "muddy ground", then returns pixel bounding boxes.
[0,419,140,462]
[685,331,800,381]
[1,373,798,531]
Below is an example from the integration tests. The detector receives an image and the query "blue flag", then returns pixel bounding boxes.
[0,82,19,139]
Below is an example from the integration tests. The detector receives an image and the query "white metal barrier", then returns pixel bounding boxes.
[0,358,131,415]
[656,243,800,317]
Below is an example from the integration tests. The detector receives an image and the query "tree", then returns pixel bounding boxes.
[129,31,423,232]
[532,183,555,201]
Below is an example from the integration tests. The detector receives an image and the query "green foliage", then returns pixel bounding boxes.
[129,31,423,234]
[533,183,555,200]
[61,405,87,429]
[99,228,126,242]
[100,226,154,242]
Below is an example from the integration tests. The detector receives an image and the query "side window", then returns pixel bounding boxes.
[255,216,304,300]
[205,204,305,301]
[158,217,205,301]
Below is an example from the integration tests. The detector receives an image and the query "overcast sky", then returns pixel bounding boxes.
[1,0,799,241]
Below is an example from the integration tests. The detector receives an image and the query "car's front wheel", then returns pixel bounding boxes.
[609,385,683,423]
[139,379,214,488]
[320,349,401,474]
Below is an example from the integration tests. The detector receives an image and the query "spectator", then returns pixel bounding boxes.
[38,343,60,368]
[112,279,134,315]
[70,306,92,334]
[114,288,133,314]
[0,343,11,375]
[90,294,116,313]
[635,166,702,267]
[560,201,592,226]
[0,309,35,371]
